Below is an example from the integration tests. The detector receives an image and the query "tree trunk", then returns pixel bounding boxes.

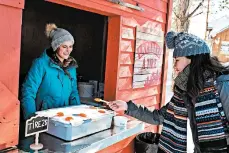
[173,0,204,32]
[180,19,190,32]
[175,0,192,32]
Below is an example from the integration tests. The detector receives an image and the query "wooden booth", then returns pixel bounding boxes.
[0,0,173,152]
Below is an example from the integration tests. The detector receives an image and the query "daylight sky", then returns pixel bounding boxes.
[209,0,229,21]
[189,0,228,38]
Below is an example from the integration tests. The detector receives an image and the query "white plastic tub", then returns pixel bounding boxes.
[114,116,128,127]
[36,105,115,141]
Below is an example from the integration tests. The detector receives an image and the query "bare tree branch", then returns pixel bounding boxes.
[185,0,192,16]
[192,11,203,18]
[223,5,229,9]
[187,0,205,18]
[173,10,181,20]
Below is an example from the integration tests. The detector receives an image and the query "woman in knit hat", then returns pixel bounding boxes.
[108,32,229,153]
[20,24,81,120]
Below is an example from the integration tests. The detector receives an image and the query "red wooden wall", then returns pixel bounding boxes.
[0,0,24,150]
[45,1,172,153]
[0,0,173,152]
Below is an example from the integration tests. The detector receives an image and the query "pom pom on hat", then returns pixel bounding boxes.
[165,31,210,58]
[165,31,177,49]
[45,23,57,38]
[45,23,74,51]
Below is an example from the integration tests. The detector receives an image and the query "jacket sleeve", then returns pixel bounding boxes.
[69,68,81,105]
[125,100,168,125]
[216,80,229,121]
[21,59,44,120]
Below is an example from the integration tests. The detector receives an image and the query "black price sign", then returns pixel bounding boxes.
[25,115,49,137]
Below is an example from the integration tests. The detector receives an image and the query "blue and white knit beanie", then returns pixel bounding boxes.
[45,23,74,51]
[165,31,210,58]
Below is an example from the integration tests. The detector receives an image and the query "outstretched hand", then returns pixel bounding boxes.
[108,100,128,112]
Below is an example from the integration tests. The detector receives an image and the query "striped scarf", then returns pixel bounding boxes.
[158,68,228,153]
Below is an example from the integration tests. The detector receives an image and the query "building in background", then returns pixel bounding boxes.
[208,15,229,63]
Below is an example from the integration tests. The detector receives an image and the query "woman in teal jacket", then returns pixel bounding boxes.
[21,23,80,120]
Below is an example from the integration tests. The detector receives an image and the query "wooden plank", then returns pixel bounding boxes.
[116,150,124,153]
[137,26,164,37]
[160,0,173,108]
[134,54,163,68]
[134,0,167,13]
[137,3,167,23]
[133,71,162,82]
[136,31,164,42]
[119,140,135,153]
[0,143,6,150]
[135,73,161,85]
[117,85,161,100]
[133,95,160,106]
[137,22,164,36]
[132,81,145,88]
[119,65,133,77]
[85,0,167,23]
[133,68,162,88]
[0,0,24,9]
[136,40,164,56]
[122,27,135,39]
[8,149,19,153]
[0,82,19,148]
[48,0,167,25]
[104,16,121,101]
[0,5,22,96]
[120,40,133,52]
[133,74,148,82]
[122,17,166,30]
[133,67,162,75]
[0,121,19,148]
[122,0,137,5]
[133,80,161,88]
[133,27,164,88]
[118,77,132,90]
[136,40,164,54]
[140,21,165,35]
[122,17,140,27]
[120,53,134,64]
[114,0,144,11]
[0,4,22,149]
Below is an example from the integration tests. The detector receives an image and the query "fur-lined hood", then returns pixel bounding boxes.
[45,47,78,69]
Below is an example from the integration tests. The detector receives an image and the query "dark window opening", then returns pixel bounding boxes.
[19,0,108,100]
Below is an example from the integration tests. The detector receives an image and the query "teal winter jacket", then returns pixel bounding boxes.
[21,50,80,120]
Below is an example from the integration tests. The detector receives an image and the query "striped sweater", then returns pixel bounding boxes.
[159,82,228,153]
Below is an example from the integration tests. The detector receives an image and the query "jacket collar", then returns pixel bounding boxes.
[41,48,78,70]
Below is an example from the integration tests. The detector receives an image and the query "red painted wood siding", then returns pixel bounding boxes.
[116,16,165,134]
[46,0,172,152]
[0,0,172,152]
[0,0,24,149]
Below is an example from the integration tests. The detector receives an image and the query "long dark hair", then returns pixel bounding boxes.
[186,53,228,97]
